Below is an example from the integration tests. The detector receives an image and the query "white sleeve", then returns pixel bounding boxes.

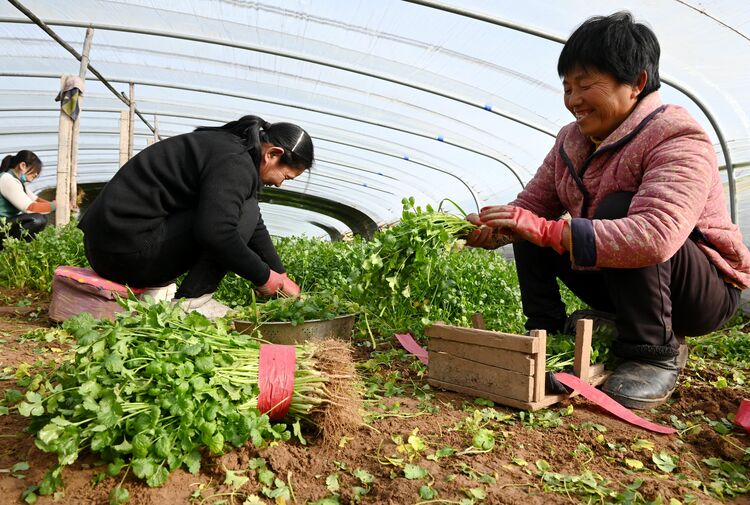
[25,185,37,200]
[0,173,34,212]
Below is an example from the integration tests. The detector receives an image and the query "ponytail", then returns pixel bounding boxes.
[1,150,42,175]
[196,115,314,170]
[1,155,12,172]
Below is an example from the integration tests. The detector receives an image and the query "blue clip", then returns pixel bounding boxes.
[484,104,493,111]
[403,154,410,160]
[437,135,445,142]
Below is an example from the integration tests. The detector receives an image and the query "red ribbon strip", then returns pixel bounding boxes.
[554,373,676,434]
[395,333,429,365]
[735,399,750,433]
[257,344,296,421]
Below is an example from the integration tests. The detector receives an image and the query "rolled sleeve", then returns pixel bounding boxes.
[571,218,596,267]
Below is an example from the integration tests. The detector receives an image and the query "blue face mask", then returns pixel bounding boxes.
[19,174,27,183]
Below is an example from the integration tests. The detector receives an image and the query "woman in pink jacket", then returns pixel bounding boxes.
[468,12,750,409]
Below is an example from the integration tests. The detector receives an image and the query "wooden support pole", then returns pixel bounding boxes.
[55,27,93,226]
[54,113,73,226]
[69,26,94,217]
[147,115,159,146]
[128,82,135,160]
[118,110,130,167]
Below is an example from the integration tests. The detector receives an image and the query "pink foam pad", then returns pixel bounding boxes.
[54,266,145,294]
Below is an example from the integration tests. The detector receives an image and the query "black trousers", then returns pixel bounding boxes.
[513,192,740,360]
[85,201,262,298]
[0,213,48,248]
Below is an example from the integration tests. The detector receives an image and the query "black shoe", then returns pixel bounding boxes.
[601,356,680,409]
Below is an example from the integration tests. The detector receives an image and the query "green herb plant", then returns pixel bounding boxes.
[3,297,340,497]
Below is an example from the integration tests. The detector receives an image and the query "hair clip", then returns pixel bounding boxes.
[291,131,305,152]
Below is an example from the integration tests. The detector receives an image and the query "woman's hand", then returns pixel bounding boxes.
[279,273,301,297]
[257,270,301,297]
[479,205,568,254]
[465,213,515,249]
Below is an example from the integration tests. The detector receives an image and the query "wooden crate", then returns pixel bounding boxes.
[424,316,609,411]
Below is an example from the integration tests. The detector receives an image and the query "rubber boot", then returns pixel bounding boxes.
[601,353,682,410]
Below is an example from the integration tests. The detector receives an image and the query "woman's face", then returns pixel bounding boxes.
[563,67,646,141]
[17,162,39,182]
[259,145,305,187]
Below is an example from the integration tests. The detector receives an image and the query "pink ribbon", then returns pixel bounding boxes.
[554,373,676,434]
[395,333,429,365]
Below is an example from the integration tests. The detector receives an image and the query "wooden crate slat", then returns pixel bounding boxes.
[428,339,536,375]
[428,378,561,411]
[573,318,594,379]
[425,324,539,353]
[426,319,607,411]
[429,352,534,402]
[530,329,546,402]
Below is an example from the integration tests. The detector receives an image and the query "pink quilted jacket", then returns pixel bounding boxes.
[512,92,750,289]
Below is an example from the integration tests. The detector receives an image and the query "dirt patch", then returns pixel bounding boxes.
[0,297,748,504]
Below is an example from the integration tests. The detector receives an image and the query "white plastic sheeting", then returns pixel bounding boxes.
[0,0,748,238]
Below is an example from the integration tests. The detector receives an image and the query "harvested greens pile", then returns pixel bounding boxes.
[4,298,357,499]
[349,197,478,336]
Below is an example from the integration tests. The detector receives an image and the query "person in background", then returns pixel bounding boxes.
[79,115,312,318]
[0,150,54,245]
[466,12,750,409]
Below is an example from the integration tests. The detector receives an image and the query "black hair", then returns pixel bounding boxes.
[196,115,314,170]
[1,150,43,176]
[558,11,661,99]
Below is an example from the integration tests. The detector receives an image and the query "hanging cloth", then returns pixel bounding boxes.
[55,75,86,120]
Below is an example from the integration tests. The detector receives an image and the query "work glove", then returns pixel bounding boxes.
[479,205,568,254]
[279,272,301,297]
[465,213,515,249]
[257,270,301,297]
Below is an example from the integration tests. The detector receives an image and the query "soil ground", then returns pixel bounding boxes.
[0,288,748,505]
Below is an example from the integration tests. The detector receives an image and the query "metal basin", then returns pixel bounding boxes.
[233,314,357,344]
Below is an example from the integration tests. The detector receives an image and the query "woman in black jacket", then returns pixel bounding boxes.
[79,115,313,318]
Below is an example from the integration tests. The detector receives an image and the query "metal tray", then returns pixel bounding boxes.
[233,314,357,344]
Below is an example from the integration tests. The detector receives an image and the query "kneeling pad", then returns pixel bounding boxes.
[48,266,145,322]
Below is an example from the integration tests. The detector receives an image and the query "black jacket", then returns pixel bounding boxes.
[79,130,283,284]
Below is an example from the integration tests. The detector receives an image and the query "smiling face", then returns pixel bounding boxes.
[258,144,305,187]
[563,67,646,141]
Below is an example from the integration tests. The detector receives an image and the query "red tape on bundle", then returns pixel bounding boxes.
[393,332,676,435]
[735,400,750,433]
[257,344,296,421]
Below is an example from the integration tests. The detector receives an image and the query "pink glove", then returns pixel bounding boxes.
[280,273,301,297]
[479,205,568,254]
[257,270,302,297]
[465,213,515,249]
[257,270,284,296]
